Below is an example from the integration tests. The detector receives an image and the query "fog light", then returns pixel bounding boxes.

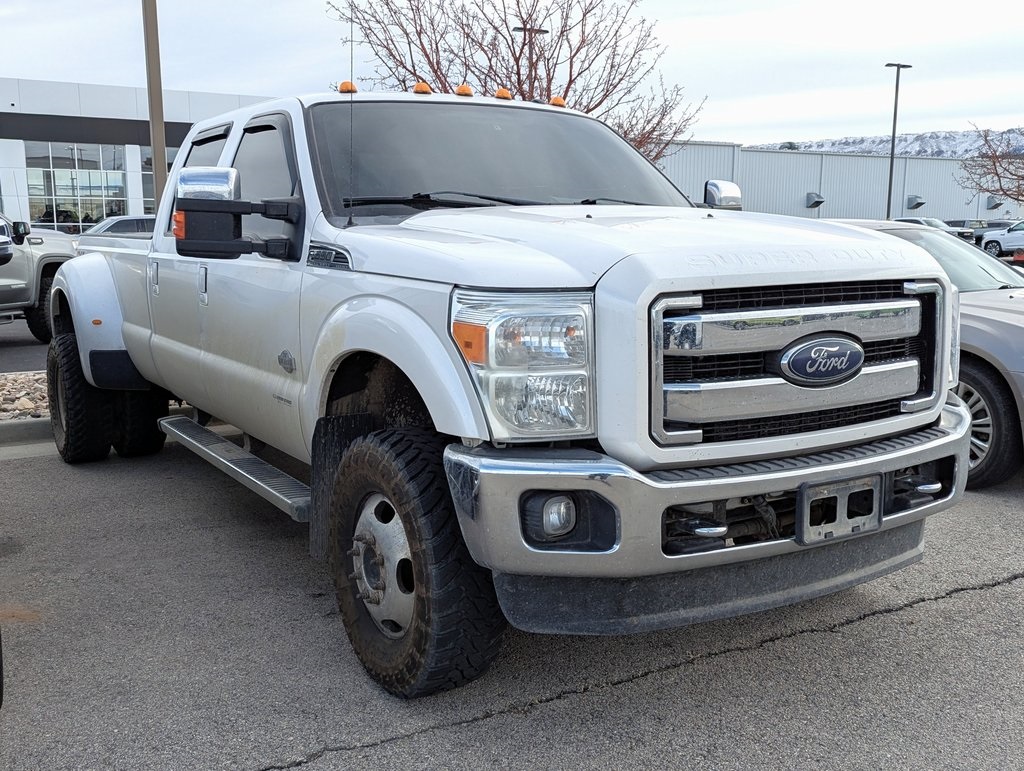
[542,495,576,537]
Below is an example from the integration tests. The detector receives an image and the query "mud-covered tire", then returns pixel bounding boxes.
[112,390,169,457]
[24,275,53,344]
[328,428,506,697]
[47,333,113,463]
[955,358,1023,489]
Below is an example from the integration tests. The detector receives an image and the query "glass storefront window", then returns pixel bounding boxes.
[142,174,154,200]
[101,145,124,171]
[26,169,54,197]
[29,197,54,224]
[104,172,126,198]
[76,144,101,170]
[79,198,105,225]
[25,141,50,169]
[26,140,131,233]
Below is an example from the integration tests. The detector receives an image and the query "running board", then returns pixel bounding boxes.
[158,415,310,522]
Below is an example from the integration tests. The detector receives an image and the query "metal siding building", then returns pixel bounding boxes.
[658,142,1023,221]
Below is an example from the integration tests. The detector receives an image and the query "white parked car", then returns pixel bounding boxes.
[979,221,1024,257]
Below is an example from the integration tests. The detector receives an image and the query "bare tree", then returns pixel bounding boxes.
[326,0,703,162]
[960,126,1024,205]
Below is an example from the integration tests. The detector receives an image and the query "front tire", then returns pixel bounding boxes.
[24,275,54,344]
[328,428,506,697]
[47,333,113,463]
[955,359,1023,488]
[983,241,1002,257]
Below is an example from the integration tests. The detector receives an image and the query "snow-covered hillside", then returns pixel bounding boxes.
[751,129,1023,158]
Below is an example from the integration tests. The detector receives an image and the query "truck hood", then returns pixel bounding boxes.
[332,206,944,288]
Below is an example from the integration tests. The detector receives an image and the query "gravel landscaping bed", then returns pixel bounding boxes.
[0,371,49,420]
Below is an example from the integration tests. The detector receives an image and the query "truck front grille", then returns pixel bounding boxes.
[651,280,944,447]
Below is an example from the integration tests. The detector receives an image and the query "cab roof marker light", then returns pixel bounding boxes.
[413,82,433,94]
[455,84,473,97]
[337,81,358,94]
[495,88,513,100]
[549,96,566,107]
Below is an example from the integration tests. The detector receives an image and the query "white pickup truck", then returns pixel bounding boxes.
[54,90,971,697]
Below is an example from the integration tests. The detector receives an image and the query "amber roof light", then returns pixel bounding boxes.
[549,96,566,107]
[337,81,357,94]
[455,84,473,97]
[413,82,433,94]
[495,88,512,100]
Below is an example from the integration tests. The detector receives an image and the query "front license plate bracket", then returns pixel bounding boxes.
[796,474,882,546]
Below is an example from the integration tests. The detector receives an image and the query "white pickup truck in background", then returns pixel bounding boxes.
[56,90,970,697]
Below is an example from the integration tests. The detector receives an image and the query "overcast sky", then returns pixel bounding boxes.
[2,0,1019,145]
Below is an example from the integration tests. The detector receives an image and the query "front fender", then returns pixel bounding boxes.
[51,252,132,387]
[301,297,489,447]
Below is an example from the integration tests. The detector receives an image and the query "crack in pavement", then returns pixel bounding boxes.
[255,571,1024,771]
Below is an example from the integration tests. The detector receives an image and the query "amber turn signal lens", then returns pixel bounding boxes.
[172,210,185,239]
[452,321,487,364]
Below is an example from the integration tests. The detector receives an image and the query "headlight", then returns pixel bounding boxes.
[947,285,960,389]
[451,290,595,441]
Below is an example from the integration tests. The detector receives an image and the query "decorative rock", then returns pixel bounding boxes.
[1,372,49,421]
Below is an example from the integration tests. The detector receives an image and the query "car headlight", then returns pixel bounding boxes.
[451,290,595,441]
[948,285,960,389]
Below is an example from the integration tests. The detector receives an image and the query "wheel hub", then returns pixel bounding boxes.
[349,493,416,639]
[954,380,992,470]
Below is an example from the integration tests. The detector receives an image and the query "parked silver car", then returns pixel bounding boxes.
[837,220,1024,487]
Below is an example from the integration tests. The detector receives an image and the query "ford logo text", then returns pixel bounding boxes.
[779,337,865,386]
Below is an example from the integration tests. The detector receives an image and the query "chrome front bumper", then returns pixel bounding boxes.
[443,398,970,579]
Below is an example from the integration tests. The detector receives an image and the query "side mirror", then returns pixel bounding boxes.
[0,236,13,267]
[173,166,302,260]
[11,221,30,245]
[704,180,742,211]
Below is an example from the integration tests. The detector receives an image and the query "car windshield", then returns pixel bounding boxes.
[309,101,690,223]
[883,227,1024,291]
[920,218,948,228]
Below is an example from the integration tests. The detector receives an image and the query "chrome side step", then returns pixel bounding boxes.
[159,415,310,522]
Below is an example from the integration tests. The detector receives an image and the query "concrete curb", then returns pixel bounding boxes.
[0,417,52,446]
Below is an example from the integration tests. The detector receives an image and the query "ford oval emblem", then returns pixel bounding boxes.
[780,337,865,386]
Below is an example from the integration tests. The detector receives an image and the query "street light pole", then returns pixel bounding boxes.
[884,62,912,220]
[513,24,549,100]
[142,0,167,203]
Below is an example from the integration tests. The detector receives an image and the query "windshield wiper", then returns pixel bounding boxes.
[577,196,651,206]
[341,191,542,210]
[412,190,544,206]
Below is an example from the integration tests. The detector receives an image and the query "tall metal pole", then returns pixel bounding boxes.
[884,62,911,220]
[142,0,167,202]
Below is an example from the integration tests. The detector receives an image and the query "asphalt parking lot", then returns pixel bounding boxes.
[0,320,46,374]
[1,426,1022,770]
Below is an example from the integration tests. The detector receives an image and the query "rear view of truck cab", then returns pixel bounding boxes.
[51,88,970,697]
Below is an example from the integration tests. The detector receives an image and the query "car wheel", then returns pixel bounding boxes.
[24,275,54,344]
[47,333,113,463]
[954,359,1023,489]
[328,428,506,697]
[983,241,1002,257]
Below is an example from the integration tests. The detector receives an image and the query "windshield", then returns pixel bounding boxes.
[309,101,689,223]
[921,218,948,228]
[882,227,1024,291]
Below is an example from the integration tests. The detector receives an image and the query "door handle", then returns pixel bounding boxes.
[148,260,159,296]
[198,265,208,306]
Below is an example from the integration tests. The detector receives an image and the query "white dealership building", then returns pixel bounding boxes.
[0,77,1019,233]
